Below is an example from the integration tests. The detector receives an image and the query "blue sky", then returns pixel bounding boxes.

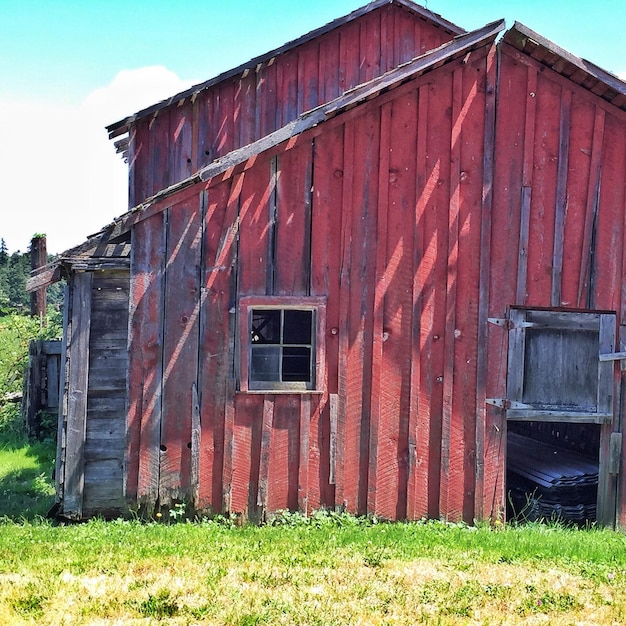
[2,0,625,254]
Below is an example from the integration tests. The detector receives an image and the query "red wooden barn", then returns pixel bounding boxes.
[29,0,626,527]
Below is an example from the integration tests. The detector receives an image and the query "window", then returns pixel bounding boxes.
[500,308,616,423]
[239,296,326,392]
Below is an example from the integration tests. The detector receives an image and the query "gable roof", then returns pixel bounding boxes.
[105,0,465,153]
[106,19,504,235]
[503,22,626,113]
[25,17,497,294]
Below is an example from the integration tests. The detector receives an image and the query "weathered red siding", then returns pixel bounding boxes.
[127,3,458,207]
[126,44,494,521]
[119,15,626,526]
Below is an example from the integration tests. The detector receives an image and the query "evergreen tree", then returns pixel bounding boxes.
[0,239,8,266]
[0,240,64,315]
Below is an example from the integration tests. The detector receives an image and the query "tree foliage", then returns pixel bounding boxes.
[0,238,64,315]
[0,238,64,441]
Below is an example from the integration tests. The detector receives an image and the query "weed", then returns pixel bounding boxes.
[168,501,187,522]
[131,588,179,619]
[11,582,48,619]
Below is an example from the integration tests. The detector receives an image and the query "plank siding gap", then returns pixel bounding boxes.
[369,101,392,516]
[222,174,245,514]
[335,123,354,511]
[578,106,605,307]
[551,88,572,306]
[268,155,279,295]
[475,43,497,521]
[304,140,314,297]
[410,83,431,520]
[440,66,463,520]
[516,65,538,305]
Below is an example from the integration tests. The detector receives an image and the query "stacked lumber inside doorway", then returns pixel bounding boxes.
[507,432,598,524]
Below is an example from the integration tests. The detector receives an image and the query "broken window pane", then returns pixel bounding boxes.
[251,310,280,344]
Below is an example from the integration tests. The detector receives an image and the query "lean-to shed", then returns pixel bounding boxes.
[29,1,626,527]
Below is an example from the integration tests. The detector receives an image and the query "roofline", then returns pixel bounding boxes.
[502,22,626,112]
[101,19,503,234]
[106,0,465,140]
[31,17,501,290]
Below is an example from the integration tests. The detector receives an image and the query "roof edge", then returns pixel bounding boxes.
[106,0,465,139]
[503,22,626,109]
[109,18,503,230]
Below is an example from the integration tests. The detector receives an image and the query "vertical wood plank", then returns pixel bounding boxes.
[275,142,313,296]
[238,157,272,296]
[212,82,235,159]
[267,395,300,513]
[516,186,532,305]
[329,394,338,486]
[239,70,256,147]
[379,91,419,520]
[526,75,560,305]
[196,89,213,168]
[219,175,245,513]
[408,84,430,520]
[310,127,344,507]
[198,180,237,513]
[258,59,277,139]
[591,114,625,312]
[190,382,200,508]
[129,214,166,511]
[551,89,572,306]
[335,122,355,511]
[169,100,193,186]
[129,121,150,206]
[439,66,463,520]
[516,66,537,305]
[368,101,391,516]
[347,108,380,515]
[423,72,453,519]
[476,44,499,521]
[257,396,274,518]
[230,394,262,517]
[298,395,311,514]
[577,107,605,307]
[597,315,617,526]
[63,272,92,518]
[55,283,70,500]
[159,195,202,505]
[149,111,170,198]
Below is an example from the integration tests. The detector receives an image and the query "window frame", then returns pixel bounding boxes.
[505,307,615,423]
[239,296,326,393]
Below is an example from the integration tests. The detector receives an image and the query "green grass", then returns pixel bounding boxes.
[0,419,624,624]
[0,514,624,624]
[0,439,55,519]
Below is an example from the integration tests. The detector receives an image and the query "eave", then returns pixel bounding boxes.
[503,22,626,113]
[105,0,465,153]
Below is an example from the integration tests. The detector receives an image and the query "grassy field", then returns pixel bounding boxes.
[0,511,625,625]
[0,414,625,625]
[0,439,56,519]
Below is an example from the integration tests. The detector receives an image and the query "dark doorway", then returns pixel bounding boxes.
[506,421,600,525]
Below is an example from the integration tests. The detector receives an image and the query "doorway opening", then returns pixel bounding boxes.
[506,421,600,526]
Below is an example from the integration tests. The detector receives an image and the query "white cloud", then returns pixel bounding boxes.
[0,67,194,254]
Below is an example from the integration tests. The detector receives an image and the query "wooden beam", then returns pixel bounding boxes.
[551,88,572,306]
[63,272,92,519]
